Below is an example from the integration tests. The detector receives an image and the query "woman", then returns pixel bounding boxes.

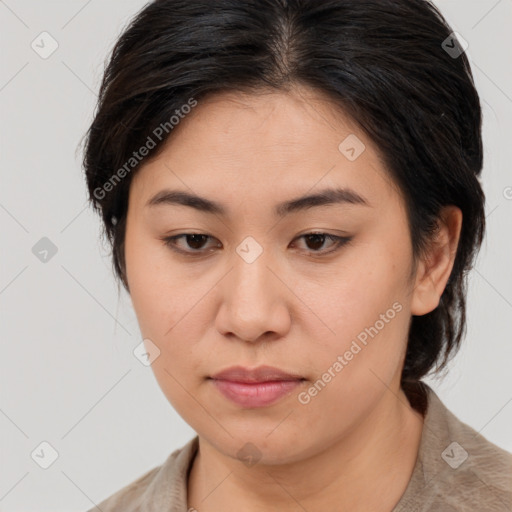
[83,0,512,510]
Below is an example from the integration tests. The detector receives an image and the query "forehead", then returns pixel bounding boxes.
[165,86,367,156]
[129,86,399,210]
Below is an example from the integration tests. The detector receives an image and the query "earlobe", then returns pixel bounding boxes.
[410,206,463,316]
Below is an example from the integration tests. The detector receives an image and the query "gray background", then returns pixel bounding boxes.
[0,1,511,510]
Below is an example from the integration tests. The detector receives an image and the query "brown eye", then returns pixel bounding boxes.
[292,233,353,255]
[162,234,220,254]
[161,232,352,257]
[181,234,209,250]
[304,233,329,251]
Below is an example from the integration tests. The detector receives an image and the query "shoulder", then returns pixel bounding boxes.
[86,464,161,512]
[433,391,512,510]
[85,436,199,512]
[396,385,512,511]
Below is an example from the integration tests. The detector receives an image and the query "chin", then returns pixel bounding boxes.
[199,425,317,467]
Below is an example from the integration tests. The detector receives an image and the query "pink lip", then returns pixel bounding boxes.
[209,365,305,408]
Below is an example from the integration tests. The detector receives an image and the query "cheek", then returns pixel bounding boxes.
[303,237,410,344]
[294,298,409,445]
[125,226,186,338]
[125,226,212,379]
[295,239,411,399]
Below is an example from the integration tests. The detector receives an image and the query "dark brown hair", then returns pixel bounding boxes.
[82,0,486,414]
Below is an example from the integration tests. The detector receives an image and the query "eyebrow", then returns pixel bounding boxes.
[146,186,370,217]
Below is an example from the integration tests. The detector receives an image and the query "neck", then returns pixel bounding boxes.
[187,387,424,512]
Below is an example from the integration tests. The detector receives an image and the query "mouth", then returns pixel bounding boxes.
[208,365,306,408]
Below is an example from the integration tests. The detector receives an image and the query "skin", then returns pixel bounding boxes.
[123,84,462,512]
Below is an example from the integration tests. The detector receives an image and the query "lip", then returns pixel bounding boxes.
[210,365,304,383]
[209,365,305,408]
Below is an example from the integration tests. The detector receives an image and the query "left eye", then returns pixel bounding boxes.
[292,233,352,254]
[161,232,352,256]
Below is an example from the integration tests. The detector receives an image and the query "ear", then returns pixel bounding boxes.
[411,205,463,316]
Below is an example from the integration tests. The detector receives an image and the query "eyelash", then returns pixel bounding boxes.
[160,232,353,257]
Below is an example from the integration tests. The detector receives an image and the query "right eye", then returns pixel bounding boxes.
[161,233,221,255]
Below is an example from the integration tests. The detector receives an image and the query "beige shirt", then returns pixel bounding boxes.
[88,385,512,511]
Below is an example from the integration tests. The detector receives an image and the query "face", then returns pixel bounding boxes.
[124,86,419,465]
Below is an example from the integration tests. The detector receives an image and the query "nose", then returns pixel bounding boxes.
[214,248,291,343]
